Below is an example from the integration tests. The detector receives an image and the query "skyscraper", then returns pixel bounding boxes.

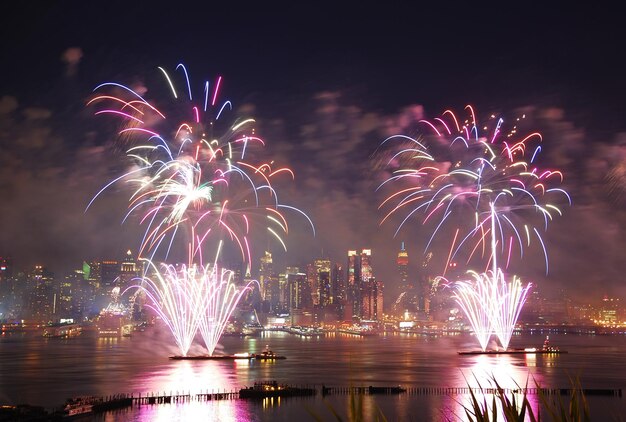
[397,242,409,292]
[362,279,384,321]
[259,251,279,313]
[347,249,373,320]
[310,258,331,307]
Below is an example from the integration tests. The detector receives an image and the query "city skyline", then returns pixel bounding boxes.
[1,3,625,302]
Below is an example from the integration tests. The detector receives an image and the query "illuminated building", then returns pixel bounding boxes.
[599,296,621,326]
[0,257,13,316]
[100,260,120,292]
[331,263,345,304]
[347,249,373,320]
[0,256,12,282]
[309,258,331,307]
[397,242,409,292]
[259,251,279,313]
[392,242,417,317]
[27,265,54,323]
[118,249,140,292]
[287,272,309,311]
[362,279,384,321]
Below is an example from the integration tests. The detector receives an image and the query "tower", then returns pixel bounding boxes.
[397,242,409,292]
[347,249,373,320]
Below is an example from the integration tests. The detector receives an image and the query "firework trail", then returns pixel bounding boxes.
[448,270,494,351]
[376,107,565,350]
[87,64,314,263]
[124,256,257,357]
[437,204,532,351]
[88,64,313,356]
[490,270,531,350]
[197,264,257,356]
[376,106,571,274]
[123,260,206,357]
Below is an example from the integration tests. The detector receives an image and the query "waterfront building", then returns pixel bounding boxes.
[330,263,345,304]
[259,251,280,313]
[347,249,373,320]
[309,258,331,308]
[0,256,14,317]
[100,260,120,293]
[397,242,408,292]
[361,278,384,321]
[259,251,272,309]
[287,272,309,313]
[27,265,54,323]
[118,250,140,293]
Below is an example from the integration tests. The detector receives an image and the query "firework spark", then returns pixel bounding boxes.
[90,65,313,356]
[376,106,571,274]
[124,258,256,357]
[376,107,566,351]
[197,265,257,356]
[87,64,314,263]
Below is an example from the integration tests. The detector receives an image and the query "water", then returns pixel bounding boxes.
[1,329,624,421]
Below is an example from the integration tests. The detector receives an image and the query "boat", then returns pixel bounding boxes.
[62,396,101,417]
[458,336,567,355]
[43,323,82,338]
[58,395,133,418]
[251,345,286,360]
[239,381,316,399]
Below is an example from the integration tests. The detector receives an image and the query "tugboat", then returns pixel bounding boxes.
[252,345,286,360]
[239,381,316,399]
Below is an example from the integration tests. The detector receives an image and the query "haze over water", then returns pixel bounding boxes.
[1,330,624,421]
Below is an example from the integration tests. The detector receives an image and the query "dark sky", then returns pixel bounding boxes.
[1,2,625,302]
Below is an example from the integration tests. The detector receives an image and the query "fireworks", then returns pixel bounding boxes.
[377,106,567,351]
[124,259,256,357]
[87,64,313,263]
[88,64,313,356]
[377,106,571,273]
[443,267,531,351]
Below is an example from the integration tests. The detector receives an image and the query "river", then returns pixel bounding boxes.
[1,328,624,421]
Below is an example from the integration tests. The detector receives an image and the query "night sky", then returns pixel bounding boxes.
[1,2,625,302]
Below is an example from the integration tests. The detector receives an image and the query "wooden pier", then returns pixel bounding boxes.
[321,385,623,397]
[89,385,622,410]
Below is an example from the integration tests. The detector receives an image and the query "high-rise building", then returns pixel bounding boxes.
[318,269,331,307]
[309,258,331,307]
[330,263,345,304]
[27,265,54,322]
[100,260,120,293]
[347,249,373,320]
[0,256,14,315]
[393,242,422,317]
[397,242,409,292]
[119,250,141,293]
[287,272,309,311]
[259,251,279,313]
[362,279,384,321]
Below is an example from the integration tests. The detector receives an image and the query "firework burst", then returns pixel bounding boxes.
[376,106,570,274]
[124,257,256,357]
[87,64,313,263]
[89,64,313,356]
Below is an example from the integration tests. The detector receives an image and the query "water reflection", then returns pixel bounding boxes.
[133,359,248,395]
[129,360,248,421]
[446,353,544,418]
